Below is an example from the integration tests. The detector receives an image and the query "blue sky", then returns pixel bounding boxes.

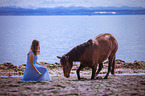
[0,0,145,9]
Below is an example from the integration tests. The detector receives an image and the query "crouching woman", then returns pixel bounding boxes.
[22,40,51,81]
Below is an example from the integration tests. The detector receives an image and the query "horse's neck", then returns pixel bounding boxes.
[67,42,89,61]
[67,49,79,61]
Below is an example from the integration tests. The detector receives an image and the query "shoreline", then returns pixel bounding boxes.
[0,59,145,77]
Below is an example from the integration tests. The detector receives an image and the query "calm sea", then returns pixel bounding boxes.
[0,15,145,66]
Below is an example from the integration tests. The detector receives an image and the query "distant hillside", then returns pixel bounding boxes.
[0,6,145,15]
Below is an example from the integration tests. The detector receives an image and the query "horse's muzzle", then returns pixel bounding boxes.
[65,75,70,78]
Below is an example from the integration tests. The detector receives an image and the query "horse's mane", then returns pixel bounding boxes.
[66,39,94,60]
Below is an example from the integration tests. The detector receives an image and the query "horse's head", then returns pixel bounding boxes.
[57,55,72,78]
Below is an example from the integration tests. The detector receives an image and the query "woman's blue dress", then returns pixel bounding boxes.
[21,51,51,81]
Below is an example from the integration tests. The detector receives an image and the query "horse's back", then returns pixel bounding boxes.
[95,33,118,47]
[95,33,115,40]
[77,33,118,63]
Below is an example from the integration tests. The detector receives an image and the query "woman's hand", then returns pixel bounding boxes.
[36,61,41,65]
[38,72,42,75]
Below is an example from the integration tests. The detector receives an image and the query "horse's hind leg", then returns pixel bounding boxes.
[104,55,114,79]
[96,63,103,76]
[91,63,97,79]
[111,56,116,75]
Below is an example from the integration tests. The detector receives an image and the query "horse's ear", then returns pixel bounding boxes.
[57,56,62,59]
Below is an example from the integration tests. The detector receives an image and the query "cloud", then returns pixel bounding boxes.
[0,0,145,9]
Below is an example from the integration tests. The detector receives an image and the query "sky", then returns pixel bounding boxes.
[0,0,145,9]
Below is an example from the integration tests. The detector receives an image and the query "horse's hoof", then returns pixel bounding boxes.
[104,76,108,79]
[96,76,103,80]
[91,77,95,80]
[78,77,87,80]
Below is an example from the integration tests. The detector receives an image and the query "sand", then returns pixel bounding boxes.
[0,75,145,96]
[0,60,145,95]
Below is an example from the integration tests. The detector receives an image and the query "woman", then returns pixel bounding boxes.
[22,40,51,81]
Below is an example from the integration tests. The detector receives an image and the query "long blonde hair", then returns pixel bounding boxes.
[31,40,40,55]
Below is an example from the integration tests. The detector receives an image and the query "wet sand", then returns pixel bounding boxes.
[0,75,145,96]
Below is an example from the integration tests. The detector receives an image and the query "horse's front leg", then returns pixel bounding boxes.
[76,64,84,80]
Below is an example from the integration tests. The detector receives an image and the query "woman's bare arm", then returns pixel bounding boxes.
[29,53,42,75]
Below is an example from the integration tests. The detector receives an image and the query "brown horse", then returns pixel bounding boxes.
[57,33,118,79]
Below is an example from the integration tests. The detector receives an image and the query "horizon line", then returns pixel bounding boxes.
[0,6,145,10]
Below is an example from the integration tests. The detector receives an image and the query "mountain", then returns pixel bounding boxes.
[0,6,145,15]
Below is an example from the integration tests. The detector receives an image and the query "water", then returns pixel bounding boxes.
[0,15,145,66]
